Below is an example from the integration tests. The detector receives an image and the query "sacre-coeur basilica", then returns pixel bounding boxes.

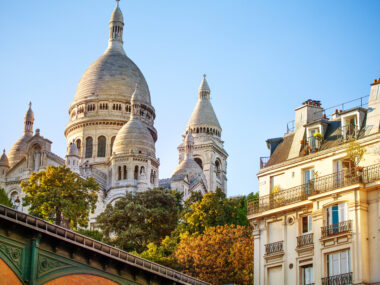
[0,1,228,223]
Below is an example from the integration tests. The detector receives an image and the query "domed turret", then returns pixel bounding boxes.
[0,150,9,168]
[172,131,204,183]
[66,141,80,173]
[8,103,35,167]
[113,86,155,156]
[187,75,221,134]
[0,149,9,178]
[67,141,79,157]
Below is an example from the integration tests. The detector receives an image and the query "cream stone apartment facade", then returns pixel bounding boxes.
[248,78,380,285]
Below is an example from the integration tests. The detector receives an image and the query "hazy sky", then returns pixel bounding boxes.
[0,0,379,197]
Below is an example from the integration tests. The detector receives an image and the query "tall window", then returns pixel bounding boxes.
[302,216,312,234]
[76,139,81,156]
[303,168,314,194]
[118,166,121,180]
[327,250,351,277]
[301,265,313,285]
[134,166,139,180]
[123,165,127,180]
[97,136,106,157]
[110,136,116,156]
[85,137,93,158]
[326,203,347,226]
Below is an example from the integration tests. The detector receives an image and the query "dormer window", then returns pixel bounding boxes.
[340,108,366,140]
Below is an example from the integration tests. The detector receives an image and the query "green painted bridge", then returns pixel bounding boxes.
[0,205,210,285]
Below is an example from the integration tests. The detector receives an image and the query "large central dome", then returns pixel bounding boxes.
[74,50,151,105]
[72,2,151,106]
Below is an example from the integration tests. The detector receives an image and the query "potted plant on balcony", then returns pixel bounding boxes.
[313,132,323,150]
[345,139,366,182]
[271,185,284,207]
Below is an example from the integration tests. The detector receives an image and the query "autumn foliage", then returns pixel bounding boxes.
[175,225,253,285]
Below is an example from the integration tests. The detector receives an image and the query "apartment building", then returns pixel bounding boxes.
[248,78,380,285]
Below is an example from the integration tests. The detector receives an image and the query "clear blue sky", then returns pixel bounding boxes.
[0,0,379,197]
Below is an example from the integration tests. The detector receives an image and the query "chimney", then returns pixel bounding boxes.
[288,99,323,159]
[365,78,380,134]
[294,100,323,130]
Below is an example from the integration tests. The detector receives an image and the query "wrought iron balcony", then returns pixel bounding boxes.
[247,163,380,215]
[321,220,352,238]
[321,272,352,285]
[297,233,313,248]
[264,241,283,255]
[260,156,270,169]
[340,124,359,141]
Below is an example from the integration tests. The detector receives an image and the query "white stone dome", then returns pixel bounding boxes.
[72,2,151,106]
[187,75,221,130]
[8,135,30,167]
[113,118,155,156]
[73,50,151,105]
[171,158,204,183]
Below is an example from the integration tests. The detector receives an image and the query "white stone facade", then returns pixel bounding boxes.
[248,79,380,285]
[167,75,228,198]
[1,1,228,222]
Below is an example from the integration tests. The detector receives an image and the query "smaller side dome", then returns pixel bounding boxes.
[113,86,155,156]
[0,150,9,168]
[67,142,79,157]
[171,131,204,184]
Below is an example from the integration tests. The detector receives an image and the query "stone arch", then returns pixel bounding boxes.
[0,257,22,285]
[194,157,203,169]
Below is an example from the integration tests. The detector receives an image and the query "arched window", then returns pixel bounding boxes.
[150,169,153,183]
[215,159,221,178]
[123,165,127,180]
[194,157,203,169]
[118,166,121,180]
[97,136,106,157]
[76,139,81,156]
[134,165,139,180]
[85,137,93,158]
[110,136,116,156]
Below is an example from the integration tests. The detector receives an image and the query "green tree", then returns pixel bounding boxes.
[21,166,98,229]
[96,188,182,253]
[0,188,13,207]
[181,188,248,235]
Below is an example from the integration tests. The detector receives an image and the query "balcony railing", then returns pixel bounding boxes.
[260,157,270,169]
[340,125,359,141]
[264,241,283,255]
[321,220,352,238]
[321,272,352,285]
[297,233,313,248]
[247,163,380,215]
